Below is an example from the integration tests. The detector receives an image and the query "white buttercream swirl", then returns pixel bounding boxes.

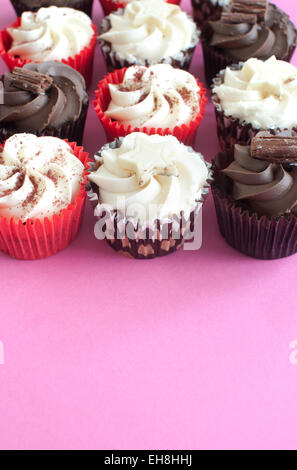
[88,132,209,223]
[99,0,198,63]
[105,64,200,129]
[8,7,94,61]
[0,134,84,221]
[213,56,297,130]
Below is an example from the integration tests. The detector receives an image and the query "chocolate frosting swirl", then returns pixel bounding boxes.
[222,143,297,217]
[0,62,88,133]
[208,4,296,61]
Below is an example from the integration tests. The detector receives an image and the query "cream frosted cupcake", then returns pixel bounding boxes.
[94,64,207,145]
[99,0,199,72]
[211,56,297,154]
[0,6,97,86]
[88,132,212,259]
[0,133,89,260]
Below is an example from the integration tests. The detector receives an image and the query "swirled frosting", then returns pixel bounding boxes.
[213,56,297,129]
[208,4,296,62]
[88,132,209,223]
[222,142,297,217]
[0,62,88,133]
[0,134,84,221]
[105,64,200,129]
[7,7,94,61]
[99,0,198,63]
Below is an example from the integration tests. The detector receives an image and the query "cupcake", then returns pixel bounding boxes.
[192,0,229,28]
[202,1,297,86]
[93,64,207,146]
[10,0,94,17]
[211,56,297,154]
[88,132,212,259]
[0,7,98,86]
[0,62,89,145]
[0,133,89,260]
[212,132,297,259]
[99,0,181,16]
[99,0,199,72]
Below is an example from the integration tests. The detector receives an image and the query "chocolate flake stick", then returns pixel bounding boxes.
[7,67,53,94]
[221,12,257,24]
[251,134,297,163]
[232,0,268,20]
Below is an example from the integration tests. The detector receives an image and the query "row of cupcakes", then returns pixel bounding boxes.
[1,1,297,91]
[0,56,296,261]
[0,0,296,261]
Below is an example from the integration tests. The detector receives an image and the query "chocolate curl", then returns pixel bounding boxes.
[221,12,257,24]
[7,67,53,94]
[250,132,297,163]
[232,0,268,21]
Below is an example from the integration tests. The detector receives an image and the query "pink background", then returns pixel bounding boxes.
[0,0,297,451]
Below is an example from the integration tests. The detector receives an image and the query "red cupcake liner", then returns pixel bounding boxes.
[93,67,207,146]
[0,18,98,88]
[191,0,222,28]
[0,140,90,260]
[211,153,297,259]
[99,0,181,16]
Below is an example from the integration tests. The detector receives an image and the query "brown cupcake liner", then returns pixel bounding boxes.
[202,38,297,88]
[10,0,94,17]
[99,15,199,73]
[87,138,213,259]
[211,65,297,155]
[212,152,297,259]
[0,102,89,146]
[202,3,297,87]
[191,0,223,28]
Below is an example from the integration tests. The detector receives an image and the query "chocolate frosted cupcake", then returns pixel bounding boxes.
[88,132,212,259]
[192,0,230,28]
[212,56,297,153]
[212,132,297,259]
[0,62,89,145]
[10,0,94,17]
[99,0,199,72]
[0,7,97,86]
[202,1,297,86]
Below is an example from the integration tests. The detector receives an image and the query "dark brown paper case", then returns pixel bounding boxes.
[211,153,297,259]
[0,19,98,87]
[99,0,181,15]
[10,0,94,17]
[0,102,89,146]
[87,139,212,259]
[99,16,199,73]
[202,38,297,88]
[191,0,222,28]
[93,67,207,146]
[211,65,297,154]
[0,140,90,260]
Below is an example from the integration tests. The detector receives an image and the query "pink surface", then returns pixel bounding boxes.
[0,0,297,451]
